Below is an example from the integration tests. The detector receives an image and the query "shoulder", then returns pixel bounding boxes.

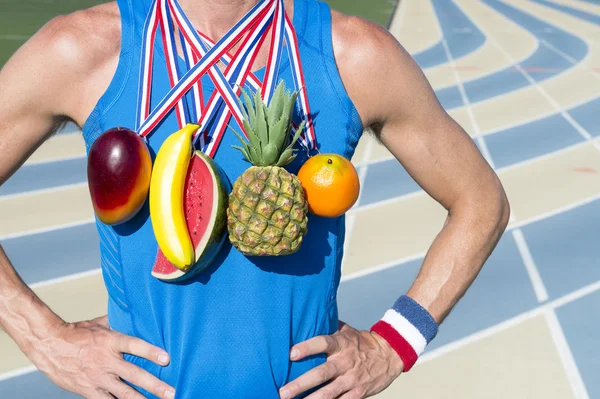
[329,10,434,128]
[330,10,402,66]
[24,2,121,85]
[28,3,120,71]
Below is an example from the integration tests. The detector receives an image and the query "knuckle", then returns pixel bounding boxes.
[316,367,330,381]
[126,366,140,383]
[285,382,300,395]
[121,388,139,399]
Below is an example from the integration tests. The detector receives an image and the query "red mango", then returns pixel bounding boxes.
[87,127,152,225]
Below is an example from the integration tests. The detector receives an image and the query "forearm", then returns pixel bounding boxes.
[407,187,510,323]
[0,245,63,355]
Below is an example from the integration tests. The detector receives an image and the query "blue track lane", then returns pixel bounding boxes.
[521,199,600,301]
[2,223,100,285]
[534,0,600,24]
[437,0,588,110]
[0,372,80,398]
[338,231,540,350]
[413,0,486,69]
[0,157,87,196]
[556,291,600,398]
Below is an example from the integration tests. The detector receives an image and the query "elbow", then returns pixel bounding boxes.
[498,188,511,233]
[455,174,511,236]
[485,175,511,236]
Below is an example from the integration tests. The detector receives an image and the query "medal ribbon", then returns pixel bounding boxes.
[169,0,285,156]
[284,13,316,150]
[195,1,316,151]
[167,0,277,156]
[136,0,317,155]
[135,0,273,138]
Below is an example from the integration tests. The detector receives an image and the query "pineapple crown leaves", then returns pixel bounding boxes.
[230,81,305,167]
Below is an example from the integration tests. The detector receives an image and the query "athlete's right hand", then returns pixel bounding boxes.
[28,315,175,399]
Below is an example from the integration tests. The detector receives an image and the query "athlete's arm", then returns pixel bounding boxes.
[0,9,175,399]
[280,13,510,399]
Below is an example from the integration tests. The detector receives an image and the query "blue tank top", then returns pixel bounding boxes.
[82,0,362,397]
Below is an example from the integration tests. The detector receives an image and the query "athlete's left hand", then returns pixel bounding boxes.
[279,321,404,399]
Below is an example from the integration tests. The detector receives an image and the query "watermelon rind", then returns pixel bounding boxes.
[152,150,231,282]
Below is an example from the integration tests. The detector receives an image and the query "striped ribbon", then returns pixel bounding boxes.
[167,0,277,157]
[135,0,272,138]
[135,0,318,156]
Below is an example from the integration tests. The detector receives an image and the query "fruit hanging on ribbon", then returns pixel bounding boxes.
[87,127,152,226]
[149,123,200,269]
[298,154,360,218]
[227,82,308,256]
[152,150,230,282]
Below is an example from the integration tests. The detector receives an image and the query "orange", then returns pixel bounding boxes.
[297,154,360,218]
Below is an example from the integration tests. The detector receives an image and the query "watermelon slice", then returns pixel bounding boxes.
[152,150,230,282]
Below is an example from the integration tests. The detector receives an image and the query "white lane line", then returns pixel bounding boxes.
[513,229,549,302]
[508,57,594,142]
[482,93,600,137]
[509,189,600,230]
[485,2,600,151]
[341,251,427,283]
[544,309,590,399]
[440,38,495,168]
[0,219,96,241]
[419,279,600,365]
[541,38,600,80]
[0,182,88,201]
[0,366,38,382]
[343,190,600,281]
[24,154,86,168]
[29,268,102,290]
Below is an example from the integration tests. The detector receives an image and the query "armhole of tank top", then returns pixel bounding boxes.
[81,0,136,144]
[317,2,363,141]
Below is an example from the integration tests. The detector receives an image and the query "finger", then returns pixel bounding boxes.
[115,361,176,399]
[105,379,146,399]
[111,333,170,366]
[280,362,339,399]
[291,335,338,361]
[304,378,350,399]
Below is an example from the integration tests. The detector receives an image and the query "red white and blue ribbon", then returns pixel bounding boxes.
[261,0,285,104]
[135,0,273,138]
[159,0,188,127]
[167,0,277,157]
[135,0,318,157]
[197,32,262,91]
[136,0,160,131]
[370,296,438,372]
[284,13,316,150]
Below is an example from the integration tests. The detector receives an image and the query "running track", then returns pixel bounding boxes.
[1,0,599,397]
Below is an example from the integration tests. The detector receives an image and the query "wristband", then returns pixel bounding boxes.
[370,295,438,372]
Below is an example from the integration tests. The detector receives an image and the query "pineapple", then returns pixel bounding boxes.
[227,81,308,256]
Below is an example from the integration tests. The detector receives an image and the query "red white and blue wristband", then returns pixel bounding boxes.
[370,296,438,372]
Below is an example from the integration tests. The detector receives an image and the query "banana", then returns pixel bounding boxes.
[150,123,200,270]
